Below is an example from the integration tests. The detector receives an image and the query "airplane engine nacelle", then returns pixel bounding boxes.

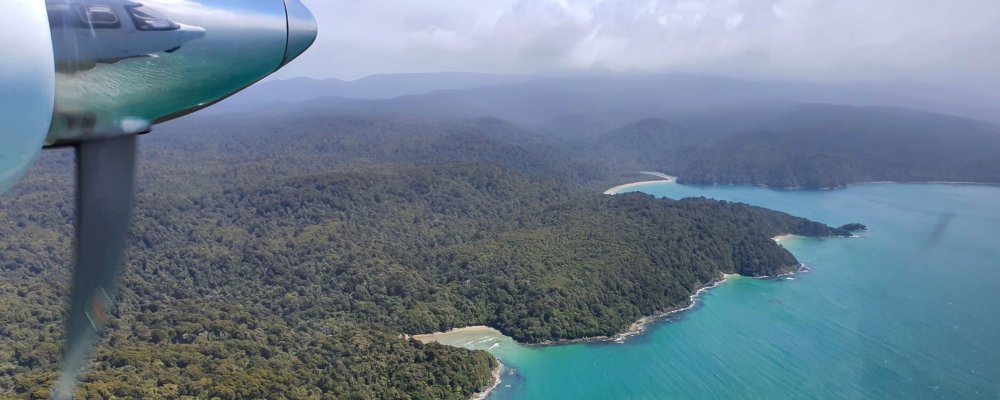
[45,0,317,145]
[1,0,317,188]
[0,1,55,193]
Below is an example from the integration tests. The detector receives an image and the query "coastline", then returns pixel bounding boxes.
[697,179,998,191]
[409,272,742,350]
[604,172,996,194]
[608,273,741,344]
[531,272,741,346]
[471,363,504,400]
[604,171,677,195]
[855,180,997,188]
[773,234,800,244]
[412,327,505,400]
[411,326,502,343]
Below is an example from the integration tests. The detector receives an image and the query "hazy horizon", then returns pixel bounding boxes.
[276,0,1000,94]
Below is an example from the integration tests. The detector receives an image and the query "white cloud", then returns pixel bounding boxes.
[725,13,743,30]
[276,0,1000,89]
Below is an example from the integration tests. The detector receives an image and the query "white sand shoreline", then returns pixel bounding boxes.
[636,171,676,180]
[773,234,800,243]
[411,326,502,343]
[407,273,754,397]
[605,171,996,194]
[604,171,677,195]
[412,326,505,400]
[415,272,742,350]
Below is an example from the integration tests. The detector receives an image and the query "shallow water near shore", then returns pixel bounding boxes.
[440,181,1000,399]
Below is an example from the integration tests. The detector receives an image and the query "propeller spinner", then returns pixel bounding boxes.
[0,1,317,398]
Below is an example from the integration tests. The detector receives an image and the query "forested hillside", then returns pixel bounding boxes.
[0,115,852,399]
[673,105,1000,188]
[581,104,1000,189]
[205,84,1000,190]
[145,113,607,192]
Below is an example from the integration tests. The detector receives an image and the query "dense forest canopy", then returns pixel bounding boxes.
[163,100,1000,191]
[202,78,1000,190]
[575,104,1000,189]
[0,107,858,399]
[672,105,1000,188]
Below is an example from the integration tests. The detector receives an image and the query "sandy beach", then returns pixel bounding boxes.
[408,271,747,395]
[407,273,746,398]
[411,272,737,348]
[412,326,506,400]
[773,234,800,244]
[412,326,504,344]
[604,171,678,195]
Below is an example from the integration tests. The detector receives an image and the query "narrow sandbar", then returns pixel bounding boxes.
[605,171,678,195]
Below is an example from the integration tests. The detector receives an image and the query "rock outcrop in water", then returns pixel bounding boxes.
[839,223,869,232]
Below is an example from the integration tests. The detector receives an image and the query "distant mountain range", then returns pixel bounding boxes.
[587,104,1000,188]
[213,72,1000,128]
[196,72,1000,189]
[211,72,532,113]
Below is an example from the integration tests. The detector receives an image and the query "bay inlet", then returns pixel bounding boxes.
[427,179,1000,399]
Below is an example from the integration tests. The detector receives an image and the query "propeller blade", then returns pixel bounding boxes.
[53,135,138,400]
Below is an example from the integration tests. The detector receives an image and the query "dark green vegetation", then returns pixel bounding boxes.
[1,107,857,399]
[671,105,1000,188]
[840,223,868,232]
[578,105,1000,189]
[2,161,497,399]
[13,73,987,398]
[225,74,1000,189]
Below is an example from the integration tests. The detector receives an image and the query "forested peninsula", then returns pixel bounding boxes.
[2,113,856,399]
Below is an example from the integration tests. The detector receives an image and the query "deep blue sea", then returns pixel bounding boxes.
[433,182,1000,399]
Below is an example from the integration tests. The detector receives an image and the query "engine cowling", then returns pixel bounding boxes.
[1,0,318,182]
[0,0,55,193]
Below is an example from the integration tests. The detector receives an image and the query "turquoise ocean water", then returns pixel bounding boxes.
[437,182,1000,399]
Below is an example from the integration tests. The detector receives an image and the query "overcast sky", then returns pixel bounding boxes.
[275,0,1000,89]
